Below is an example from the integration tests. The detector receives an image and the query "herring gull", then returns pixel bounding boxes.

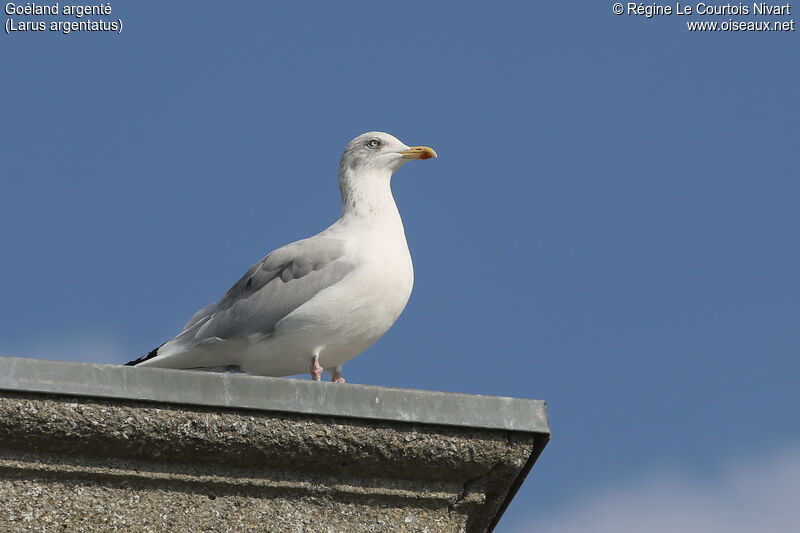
[126,132,437,382]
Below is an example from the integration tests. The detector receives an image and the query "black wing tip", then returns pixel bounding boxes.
[124,344,163,366]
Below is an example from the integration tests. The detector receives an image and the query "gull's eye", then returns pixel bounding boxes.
[367,139,381,149]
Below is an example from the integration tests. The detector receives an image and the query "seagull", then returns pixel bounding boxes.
[126,132,436,382]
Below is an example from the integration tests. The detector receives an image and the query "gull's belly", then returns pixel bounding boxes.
[241,253,413,375]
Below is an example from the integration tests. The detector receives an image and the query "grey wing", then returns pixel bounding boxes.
[176,237,355,348]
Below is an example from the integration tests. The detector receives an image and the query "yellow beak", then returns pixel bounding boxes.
[399,146,438,160]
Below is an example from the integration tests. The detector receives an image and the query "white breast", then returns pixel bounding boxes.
[235,219,413,375]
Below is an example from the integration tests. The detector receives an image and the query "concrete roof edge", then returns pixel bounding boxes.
[0,356,549,434]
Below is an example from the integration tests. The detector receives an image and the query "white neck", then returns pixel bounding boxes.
[338,166,403,227]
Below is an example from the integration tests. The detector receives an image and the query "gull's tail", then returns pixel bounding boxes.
[124,344,164,366]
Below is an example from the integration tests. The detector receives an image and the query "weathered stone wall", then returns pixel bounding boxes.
[0,357,549,532]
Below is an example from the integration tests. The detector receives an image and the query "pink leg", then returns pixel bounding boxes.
[309,355,323,381]
[331,367,345,383]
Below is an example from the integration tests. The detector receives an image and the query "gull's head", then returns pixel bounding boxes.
[339,131,437,177]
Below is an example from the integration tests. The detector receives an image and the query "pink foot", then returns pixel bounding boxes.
[310,355,323,381]
[331,370,345,383]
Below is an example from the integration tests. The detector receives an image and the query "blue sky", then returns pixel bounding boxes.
[2,2,798,530]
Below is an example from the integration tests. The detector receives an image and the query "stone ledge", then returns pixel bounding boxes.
[0,356,549,532]
[0,356,549,433]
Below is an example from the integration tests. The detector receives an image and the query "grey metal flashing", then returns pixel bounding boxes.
[0,356,549,434]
